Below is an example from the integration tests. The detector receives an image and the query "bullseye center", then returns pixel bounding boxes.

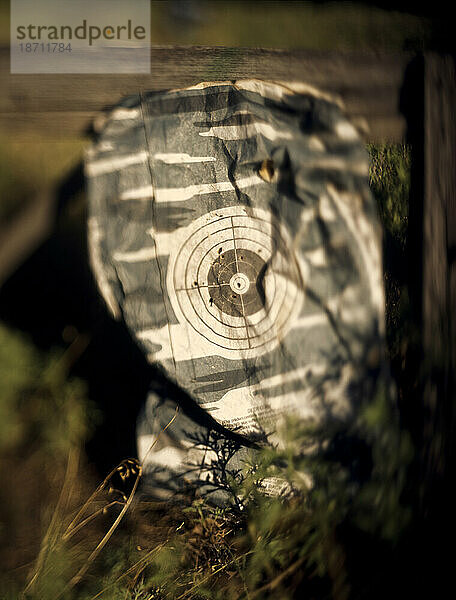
[229,272,250,295]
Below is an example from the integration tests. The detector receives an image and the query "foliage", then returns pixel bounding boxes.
[0,323,91,455]
[0,324,95,597]
[0,365,412,599]
[368,144,411,361]
[368,143,410,249]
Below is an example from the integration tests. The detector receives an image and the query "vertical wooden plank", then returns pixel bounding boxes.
[391,52,455,596]
[422,54,456,488]
[416,53,456,593]
[405,53,456,495]
[423,54,456,364]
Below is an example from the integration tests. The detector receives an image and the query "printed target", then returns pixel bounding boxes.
[168,206,304,355]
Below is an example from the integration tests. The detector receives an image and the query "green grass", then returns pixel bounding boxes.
[0,324,95,598]
[368,144,410,249]
[0,382,412,599]
[368,143,411,361]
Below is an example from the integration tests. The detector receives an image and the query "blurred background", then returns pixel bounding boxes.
[0,1,453,598]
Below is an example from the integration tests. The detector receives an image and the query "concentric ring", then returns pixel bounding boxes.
[169,206,304,356]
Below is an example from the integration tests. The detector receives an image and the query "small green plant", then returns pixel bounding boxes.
[368,143,410,249]
[0,323,94,598]
[368,143,411,363]
[8,381,411,600]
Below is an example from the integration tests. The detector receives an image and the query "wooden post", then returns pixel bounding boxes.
[422,53,456,516]
[423,55,456,367]
[404,52,456,593]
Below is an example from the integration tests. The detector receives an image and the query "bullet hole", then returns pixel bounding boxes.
[258,158,276,182]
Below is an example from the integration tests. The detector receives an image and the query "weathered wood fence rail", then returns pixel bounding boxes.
[0,46,409,141]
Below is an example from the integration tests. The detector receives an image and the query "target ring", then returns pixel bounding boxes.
[207,248,267,317]
[169,206,304,356]
[229,272,250,295]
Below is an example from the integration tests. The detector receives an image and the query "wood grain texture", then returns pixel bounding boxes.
[0,45,409,141]
[410,54,456,565]
[423,54,456,363]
